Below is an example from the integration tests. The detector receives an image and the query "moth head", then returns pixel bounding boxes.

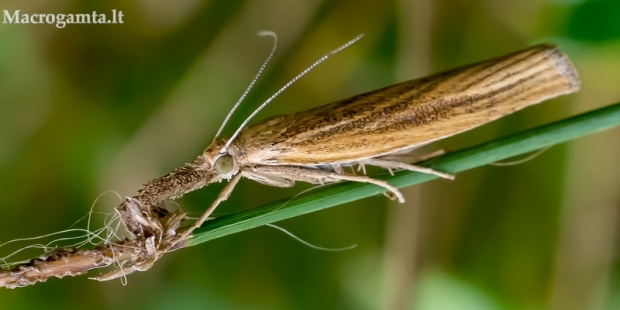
[202,140,240,180]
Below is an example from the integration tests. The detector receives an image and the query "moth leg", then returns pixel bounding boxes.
[172,172,243,248]
[361,158,454,180]
[242,169,295,187]
[348,165,357,175]
[383,191,397,200]
[330,164,343,174]
[357,163,367,175]
[250,165,405,203]
[377,149,446,164]
[413,149,447,161]
[331,173,404,202]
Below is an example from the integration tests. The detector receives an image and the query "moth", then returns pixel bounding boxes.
[0,35,581,287]
[136,35,581,248]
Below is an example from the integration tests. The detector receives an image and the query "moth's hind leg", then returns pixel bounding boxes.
[389,149,447,163]
[248,165,405,203]
[361,156,454,180]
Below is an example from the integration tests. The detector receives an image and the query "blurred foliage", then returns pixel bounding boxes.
[567,0,620,42]
[0,0,619,309]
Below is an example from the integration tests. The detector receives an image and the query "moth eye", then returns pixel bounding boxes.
[214,155,234,174]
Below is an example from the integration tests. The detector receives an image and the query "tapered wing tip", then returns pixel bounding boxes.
[555,54,581,92]
[539,44,581,92]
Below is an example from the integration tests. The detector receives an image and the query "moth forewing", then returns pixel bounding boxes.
[238,44,580,165]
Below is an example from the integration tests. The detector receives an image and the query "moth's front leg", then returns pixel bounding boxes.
[242,169,295,187]
[171,173,244,248]
[247,165,405,202]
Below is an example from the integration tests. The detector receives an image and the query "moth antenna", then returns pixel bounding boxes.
[214,31,279,140]
[266,224,357,252]
[221,33,365,153]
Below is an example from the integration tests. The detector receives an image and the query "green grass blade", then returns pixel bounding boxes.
[187,102,620,247]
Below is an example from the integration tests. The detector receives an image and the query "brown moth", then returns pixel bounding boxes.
[0,35,580,287]
[136,38,580,251]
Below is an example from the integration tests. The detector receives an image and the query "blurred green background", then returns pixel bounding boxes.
[1,0,619,309]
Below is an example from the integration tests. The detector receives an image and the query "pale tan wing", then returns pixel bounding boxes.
[237,44,580,165]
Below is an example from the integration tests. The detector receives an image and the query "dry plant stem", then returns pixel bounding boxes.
[0,245,122,289]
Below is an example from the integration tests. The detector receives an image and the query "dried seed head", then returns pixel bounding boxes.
[0,198,187,288]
